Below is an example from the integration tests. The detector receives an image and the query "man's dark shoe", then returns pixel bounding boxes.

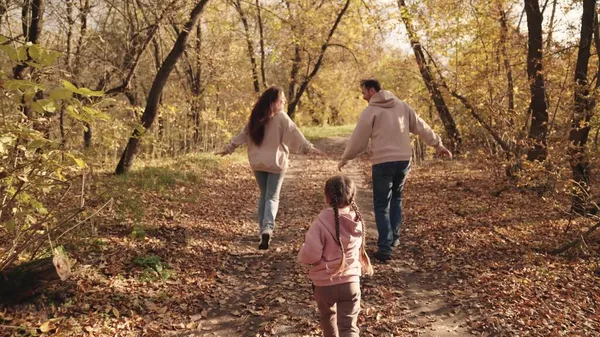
[392,238,400,247]
[258,233,270,250]
[372,251,391,262]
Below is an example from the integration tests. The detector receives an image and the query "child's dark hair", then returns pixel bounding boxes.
[324,175,373,276]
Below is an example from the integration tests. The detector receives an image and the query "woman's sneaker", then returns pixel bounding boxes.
[258,233,270,250]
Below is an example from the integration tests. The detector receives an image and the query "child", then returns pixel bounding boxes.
[298,175,373,337]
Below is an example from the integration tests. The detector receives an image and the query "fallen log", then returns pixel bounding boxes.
[0,253,71,304]
[551,220,600,255]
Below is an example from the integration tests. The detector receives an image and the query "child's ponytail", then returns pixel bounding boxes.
[332,193,347,276]
[351,200,373,276]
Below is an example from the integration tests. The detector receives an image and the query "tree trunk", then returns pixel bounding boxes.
[151,36,164,142]
[193,23,203,144]
[13,0,45,122]
[498,2,515,116]
[0,0,7,27]
[284,0,300,107]
[524,0,549,162]
[59,107,65,147]
[179,21,205,147]
[74,0,90,72]
[13,0,44,81]
[115,0,211,175]
[287,0,351,120]
[288,42,301,111]
[569,0,597,214]
[65,0,74,69]
[0,255,71,304]
[545,0,558,49]
[398,0,462,154]
[256,0,267,88]
[232,0,260,94]
[75,0,92,148]
[83,122,92,148]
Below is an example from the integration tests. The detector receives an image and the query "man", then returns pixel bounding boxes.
[338,79,452,262]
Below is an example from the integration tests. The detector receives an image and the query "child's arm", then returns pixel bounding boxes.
[297,219,324,265]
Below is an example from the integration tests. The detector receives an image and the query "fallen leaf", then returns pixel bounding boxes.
[39,321,52,333]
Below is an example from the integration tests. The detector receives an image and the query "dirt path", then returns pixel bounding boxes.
[193,137,471,337]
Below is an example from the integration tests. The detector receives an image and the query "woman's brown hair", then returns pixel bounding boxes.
[248,86,283,146]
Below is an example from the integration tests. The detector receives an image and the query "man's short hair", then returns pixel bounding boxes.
[360,78,382,92]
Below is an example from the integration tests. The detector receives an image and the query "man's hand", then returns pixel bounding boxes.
[338,159,348,171]
[435,144,453,159]
[215,148,230,156]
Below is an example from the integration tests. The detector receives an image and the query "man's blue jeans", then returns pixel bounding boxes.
[372,161,411,257]
[254,171,285,236]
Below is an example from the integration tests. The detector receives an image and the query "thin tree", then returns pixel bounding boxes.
[115,0,211,174]
[287,0,351,120]
[524,0,549,161]
[569,0,597,213]
[231,0,260,93]
[13,0,44,81]
[397,0,462,154]
[497,1,515,116]
[255,0,267,88]
[0,0,7,27]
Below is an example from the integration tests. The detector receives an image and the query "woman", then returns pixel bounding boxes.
[217,86,324,250]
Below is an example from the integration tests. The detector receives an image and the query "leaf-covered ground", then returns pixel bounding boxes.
[1,137,599,336]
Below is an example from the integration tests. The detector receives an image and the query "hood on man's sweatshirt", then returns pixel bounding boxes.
[369,90,398,109]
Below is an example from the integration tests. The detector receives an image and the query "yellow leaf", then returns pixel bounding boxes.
[112,307,120,318]
[29,44,41,59]
[39,320,52,332]
[50,88,73,100]
[0,44,18,61]
[16,46,28,61]
[63,80,78,92]
[76,87,104,97]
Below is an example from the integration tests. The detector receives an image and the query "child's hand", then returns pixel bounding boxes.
[308,147,326,157]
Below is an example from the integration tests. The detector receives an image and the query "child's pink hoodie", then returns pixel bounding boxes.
[298,207,364,287]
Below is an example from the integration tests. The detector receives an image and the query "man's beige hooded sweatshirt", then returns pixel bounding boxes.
[342,90,442,165]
